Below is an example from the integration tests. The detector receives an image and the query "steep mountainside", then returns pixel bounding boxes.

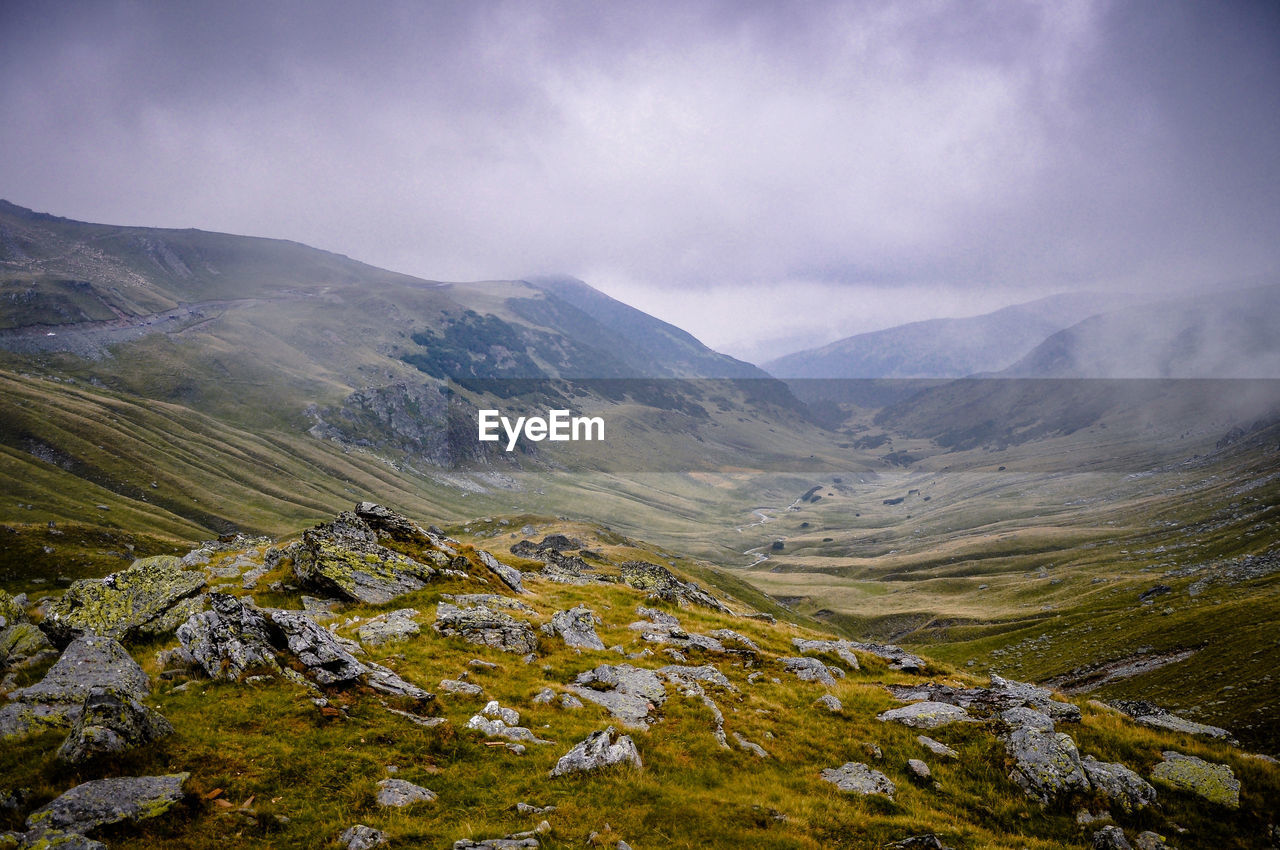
[764,293,1127,379]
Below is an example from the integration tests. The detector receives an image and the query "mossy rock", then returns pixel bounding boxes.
[42,558,206,644]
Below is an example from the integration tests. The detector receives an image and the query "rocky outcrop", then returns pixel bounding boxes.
[792,638,861,670]
[543,606,605,650]
[1110,700,1235,742]
[293,511,448,604]
[780,656,843,686]
[820,762,895,798]
[41,556,206,644]
[2,635,150,739]
[1151,751,1240,808]
[1003,726,1090,804]
[466,701,551,744]
[1092,826,1132,850]
[1082,756,1157,813]
[566,664,666,728]
[476,549,525,594]
[23,773,188,838]
[549,726,642,777]
[816,694,843,713]
[888,674,1079,722]
[376,777,437,807]
[842,641,925,673]
[618,562,731,613]
[176,593,279,680]
[269,609,433,700]
[434,603,538,655]
[356,608,421,646]
[355,502,456,553]
[877,702,974,729]
[55,687,174,764]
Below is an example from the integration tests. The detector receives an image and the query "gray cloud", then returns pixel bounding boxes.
[2,0,1277,361]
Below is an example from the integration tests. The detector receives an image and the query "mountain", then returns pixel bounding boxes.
[763,292,1129,379]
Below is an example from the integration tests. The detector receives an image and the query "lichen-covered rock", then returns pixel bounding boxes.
[0,621,57,672]
[357,609,421,646]
[916,735,959,759]
[878,702,974,729]
[293,511,447,604]
[843,641,925,672]
[1082,756,1157,813]
[440,679,483,696]
[434,603,538,655]
[476,549,525,594]
[0,590,25,629]
[376,777,437,807]
[817,694,843,713]
[779,656,841,687]
[820,762,895,798]
[24,773,188,836]
[1092,825,1132,850]
[354,502,456,554]
[888,674,1079,721]
[340,824,389,850]
[176,593,279,680]
[41,556,206,644]
[1004,726,1090,804]
[618,561,731,613]
[544,606,605,650]
[907,759,932,781]
[1132,831,1169,850]
[269,609,432,701]
[549,726,642,777]
[708,629,761,654]
[1002,706,1055,732]
[792,638,861,670]
[1151,751,1240,808]
[1111,700,1235,742]
[566,664,666,727]
[55,687,173,764]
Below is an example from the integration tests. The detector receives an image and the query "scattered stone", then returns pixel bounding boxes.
[549,726,642,777]
[1082,756,1157,813]
[1138,585,1172,604]
[842,641,925,672]
[820,762,895,798]
[376,778,437,807]
[25,773,187,836]
[443,595,537,614]
[916,735,959,759]
[816,694,843,713]
[532,688,555,704]
[56,687,173,763]
[357,609,421,646]
[567,664,666,728]
[544,606,605,650]
[560,694,583,709]
[177,593,278,680]
[340,824,390,850]
[862,742,883,760]
[41,556,206,643]
[466,702,550,744]
[1133,832,1169,850]
[515,802,556,815]
[1003,726,1090,804]
[792,638,861,670]
[453,838,538,849]
[469,659,499,670]
[884,836,954,850]
[1093,825,1133,850]
[434,603,538,655]
[1110,700,1235,742]
[293,511,447,604]
[907,759,931,781]
[1151,751,1240,808]
[877,702,974,729]
[476,549,526,594]
[440,679,483,697]
[732,731,769,758]
[780,656,840,687]
[618,561,731,613]
[632,606,680,629]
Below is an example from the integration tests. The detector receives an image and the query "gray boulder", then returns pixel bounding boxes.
[41,556,206,644]
[176,593,279,680]
[544,606,605,650]
[376,777,437,807]
[916,735,959,759]
[566,664,666,728]
[454,839,539,849]
[0,621,57,672]
[792,638,861,670]
[820,762,895,798]
[293,511,447,604]
[1092,826,1132,850]
[1133,832,1170,850]
[618,561,731,613]
[434,603,538,655]
[56,687,173,764]
[843,641,925,672]
[1002,706,1054,732]
[1151,751,1240,808]
[357,609,421,646]
[1082,756,1157,813]
[877,702,974,729]
[24,773,187,836]
[780,657,841,687]
[440,679,483,697]
[476,549,526,594]
[354,502,456,554]
[1111,700,1234,743]
[817,694,843,713]
[1003,726,1090,803]
[269,609,432,700]
[340,824,390,850]
[549,726,642,777]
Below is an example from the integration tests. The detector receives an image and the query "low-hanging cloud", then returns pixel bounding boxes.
[1,0,1277,361]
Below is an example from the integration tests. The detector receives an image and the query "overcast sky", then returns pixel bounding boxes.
[2,1,1277,362]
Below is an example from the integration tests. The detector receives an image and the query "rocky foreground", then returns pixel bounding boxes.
[1,503,1276,849]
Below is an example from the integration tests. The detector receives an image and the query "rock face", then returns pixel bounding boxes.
[41,556,206,643]
[544,606,605,650]
[566,664,667,728]
[293,511,447,604]
[376,777,437,807]
[877,702,974,729]
[2,635,151,739]
[1151,751,1240,808]
[618,561,731,613]
[176,593,278,680]
[269,609,433,701]
[56,687,174,764]
[1082,756,1157,813]
[434,602,538,654]
[24,773,188,836]
[1003,726,1090,803]
[549,726,642,777]
[820,762,896,798]
[357,608,421,646]
[476,549,525,594]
